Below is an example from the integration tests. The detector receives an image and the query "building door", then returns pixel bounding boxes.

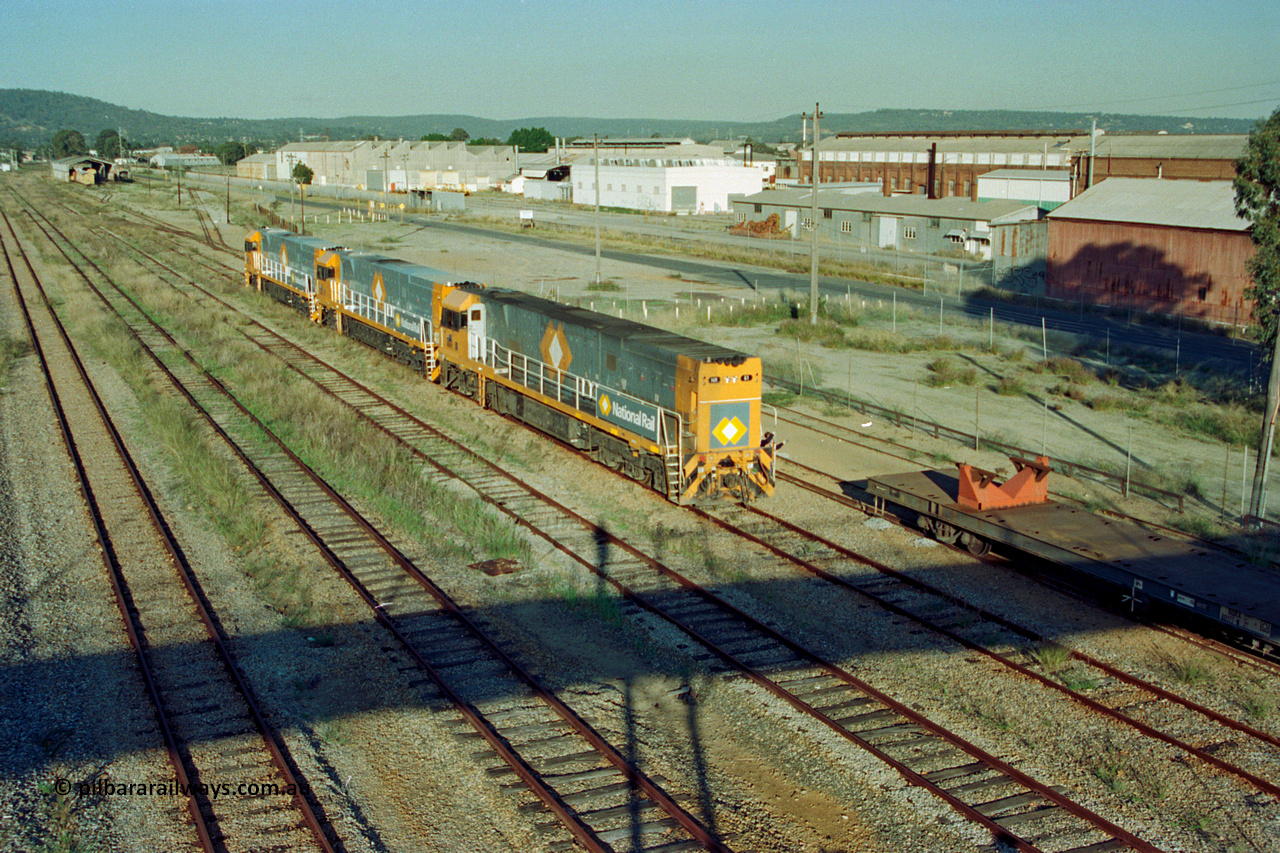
[879,216,899,249]
[672,186,697,212]
[467,305,486,363]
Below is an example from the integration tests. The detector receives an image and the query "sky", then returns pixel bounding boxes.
[2,0,1278,123]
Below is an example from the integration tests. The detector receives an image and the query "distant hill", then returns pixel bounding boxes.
[0,88,1263,152]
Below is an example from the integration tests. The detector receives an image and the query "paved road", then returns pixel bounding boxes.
[281,192,1264,383]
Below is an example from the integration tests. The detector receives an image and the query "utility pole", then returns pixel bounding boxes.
[1088,118,1097,190]
[803,103,822,324]
[225,171,230,225]
[1250,333,1280,520]
[177,165,182,207]
[594,133,601,287]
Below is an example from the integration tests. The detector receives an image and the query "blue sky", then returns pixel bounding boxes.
[2,0,1277,122]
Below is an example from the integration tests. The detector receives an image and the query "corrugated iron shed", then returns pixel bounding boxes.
[1047,178,1247,231]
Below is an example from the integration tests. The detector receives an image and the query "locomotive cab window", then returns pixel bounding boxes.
[316,266,334,280]
[471,309,482,321]
[442,308,468,330]
[244,240,258,252]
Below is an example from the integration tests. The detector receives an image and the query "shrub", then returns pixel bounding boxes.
[924,357,977,387]
[994,374,1027,396]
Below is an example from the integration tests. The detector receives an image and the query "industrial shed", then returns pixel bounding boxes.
[572,146,766,214]
[236,152,278,181]
[977,169,1071,211]
[730,189,1040,260]
[50,155,113,184]
[1046,178,1253,327]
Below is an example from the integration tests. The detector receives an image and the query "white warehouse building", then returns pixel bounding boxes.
[572,149,766,214]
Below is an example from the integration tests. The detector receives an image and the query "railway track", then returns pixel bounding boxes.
[781,453,1280,677]
[1,211,339,853]
[15,196,731,853]
[46,209,1183,851]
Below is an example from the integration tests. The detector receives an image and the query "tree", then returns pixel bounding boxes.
[467,137,503,146]
[292,162,314,185]
[449,127,470,141]
[94,128,122,158]
[1236,106,1280,518]
[507,126,555,153]
[49,129,87,158]
[420,132,449,142]
[215,141,247,165]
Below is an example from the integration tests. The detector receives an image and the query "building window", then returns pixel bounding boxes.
[891,178,897,190]
[607,183,613,191]
[1198,287,1208,301]
[841,220,852,233]
[928,217,940,228]
[754,203,763,213]
[654,186,660,194]
[963,180,971,196]
[802,218,814,230]
[823,208,833,219]
[861,212,872,223]
[904,226,917,240]
[620,184,626,192]
[737,212,747,223]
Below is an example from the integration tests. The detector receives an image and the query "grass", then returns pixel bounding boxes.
[586,279,622,292]
[33,782,87,853]
[923,356,977,387]
[0,335,30,384]
[1238,689,1274,720]
[1028,641,1072,671]
[994,374,1027,396]
[1059,670,1101,691]
[1166,655,1215,686]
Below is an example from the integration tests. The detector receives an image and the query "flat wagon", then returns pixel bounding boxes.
[867,456,1279,654]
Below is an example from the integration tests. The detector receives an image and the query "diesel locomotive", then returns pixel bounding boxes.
[245,228,776,503]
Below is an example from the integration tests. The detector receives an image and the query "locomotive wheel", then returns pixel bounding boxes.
[963,534,991,557]
[933,521,960,545]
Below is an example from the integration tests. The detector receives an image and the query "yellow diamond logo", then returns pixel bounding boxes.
[599,394,611,415]
[713,416,746,446]
[373,273,386,303]
[539,322,571,371]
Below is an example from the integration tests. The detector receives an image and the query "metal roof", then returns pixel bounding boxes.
[734,188,1038,221]
[1047,178,1248,231]
[817,133,1246,160]
[1087,134,1246,160]
[53,155,112,166]
[979,169,1070,181]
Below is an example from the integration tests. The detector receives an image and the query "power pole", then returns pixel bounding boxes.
[225,171,231,225]
[803,102,823,324]
[1088,118,1097,190]
[594,133,601,287]
[1250,334,1280,520]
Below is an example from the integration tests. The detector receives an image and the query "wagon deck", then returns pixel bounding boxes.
[867,468,1280,647]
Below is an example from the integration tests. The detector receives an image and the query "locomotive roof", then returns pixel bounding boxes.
[342,250,456,282]
[484,288,752,365]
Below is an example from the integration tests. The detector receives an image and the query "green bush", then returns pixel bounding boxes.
[924,357,977,387]
[994,374,1027,396]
